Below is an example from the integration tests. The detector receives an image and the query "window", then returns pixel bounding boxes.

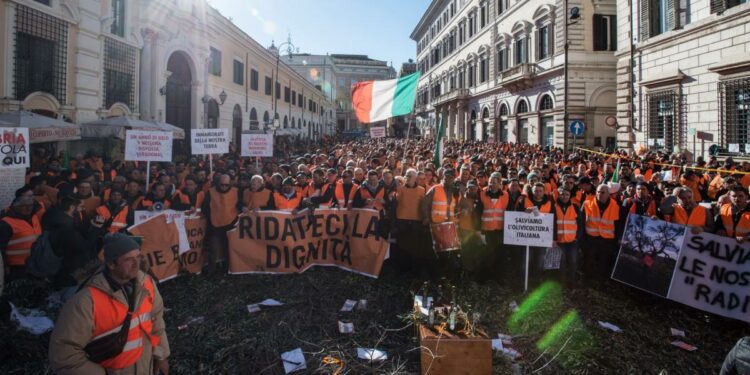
[719,77,750,151]
[33,0,50,5]
[541,117,554,146]
[209,47,221,76]
[499,103,509,116]
[233,60,244,85]
[497,0,507,15]
[292,90,296,105]
[458,69,465,88]
[539,94,554,111]
[517,100,528,114]
[500,120,508,141]
[264,76,272,95]
[496,46,508,72]
[111,0,125,37]
[298,93,303,107]
[275,82,280,99]
[284,86,290,102]
[646,90,683,151]
[479,56,488,83]
[514,38,527,64]
[14,5,68,103]
[712,0,748,14]
[593,15,617,51]
[480,3,487,28]
[469,15,475,37]
[537,25,550,60]
[250,69,259,91]
[103,37,136,109]
[459,23,465,45]
[468,65,475,87]
[641,0,686,40]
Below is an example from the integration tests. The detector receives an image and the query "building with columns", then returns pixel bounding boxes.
[615,0,750,157]
[0,0,333,155]
[411,0,618,149]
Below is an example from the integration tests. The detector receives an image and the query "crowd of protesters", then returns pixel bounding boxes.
[3,135,750,373]
[4,136,750,290]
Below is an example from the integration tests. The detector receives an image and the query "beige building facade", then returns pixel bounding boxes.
[412,0,618,148]
[616,0,750,157]
[0,0,333,154]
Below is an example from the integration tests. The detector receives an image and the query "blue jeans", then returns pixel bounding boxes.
[558,241,579,284]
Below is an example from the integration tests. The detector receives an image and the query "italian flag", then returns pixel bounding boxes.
[351,72,420,123]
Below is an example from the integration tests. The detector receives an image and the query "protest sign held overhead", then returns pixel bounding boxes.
[369,126,386,139]
[125,130,173,162]
[227,209,390,277]
[241,133,273,157]
[503,211,554,248]
[1,127,29,169]
[191,128,229,155]
[613,214,750,323]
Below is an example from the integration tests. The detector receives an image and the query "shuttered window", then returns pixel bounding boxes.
[593,15,617,51]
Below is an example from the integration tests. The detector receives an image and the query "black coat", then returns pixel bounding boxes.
[41,207,96,277]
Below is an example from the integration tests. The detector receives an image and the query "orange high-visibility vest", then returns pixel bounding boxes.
[295,184,311,198]
[671,204,707,227]
[430,185,456,223]
[720,203,750,237]
[395,185,424,221]
[243,189,271,210]
[625,198,657,217]
[479,188,509,231]
[139,199,171,211]
[523,197,553,213]
[571,190,594,207]
[96,205,129,234]
[584,198,619,239]
[172,190,205,213]
[273,192,301,211]
[555,203,578,243]
[359,186,385,211]
[89,276,160,370]
[1,216,41,266]
[708,175,725,200]
[335,182,358,208]
[209,187,238,227]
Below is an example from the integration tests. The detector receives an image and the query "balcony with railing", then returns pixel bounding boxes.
[429,88,470,107]
[500,63,537,92]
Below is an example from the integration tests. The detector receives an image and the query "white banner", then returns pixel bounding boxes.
[125,130,173,162]
[0,168,25,208]
[369,126,386,139]
[191,128,229,155]
[503,211,554,248]
[134,210,190,254]
[241,133,273,157]
[668,231,750,323]
[1,127,29,169]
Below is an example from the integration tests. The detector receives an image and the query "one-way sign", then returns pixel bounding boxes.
[569,120,585,136]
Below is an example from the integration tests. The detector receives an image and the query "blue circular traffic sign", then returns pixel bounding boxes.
[569,120,585,136]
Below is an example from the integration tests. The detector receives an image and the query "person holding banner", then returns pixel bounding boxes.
[716,186,750,241]
[554,187,580,287]
[202,174,241,273]
[422,169,462,277]
[579,184,623,282]
[171,175,205,214]
[138,183,172,212]
[523,183,556,285]
[270,178,304,212]
[668,187,714,232]
[622,183,657,217]
[242,175,272,211]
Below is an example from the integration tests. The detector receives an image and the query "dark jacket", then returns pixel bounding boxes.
[721,337,750,375]
[42,207,95,281]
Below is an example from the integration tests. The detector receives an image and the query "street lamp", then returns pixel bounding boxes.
[219,90,227,105]
[563,3,580,153]
[270,36,296,139]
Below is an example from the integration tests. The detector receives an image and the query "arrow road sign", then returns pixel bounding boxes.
[569,120,585,136]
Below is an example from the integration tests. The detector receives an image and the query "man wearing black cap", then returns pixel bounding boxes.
[269,177,304,212]
[50,233,170,375]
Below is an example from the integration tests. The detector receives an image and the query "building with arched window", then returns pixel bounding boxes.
[410,0,617,148]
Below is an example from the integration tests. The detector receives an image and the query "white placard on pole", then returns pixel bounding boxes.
[503,211,554,248]
[241,133,273,157]
[369,126,386,139]
[1,127,30,169]
[191,128,229,155]
[125,130,173,162]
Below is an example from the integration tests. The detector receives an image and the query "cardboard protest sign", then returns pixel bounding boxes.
[227,208,390,277]
[191,128,229,155]
[369,126,386,139]
[128,215,181,282]
[125,130,173,162]
[134,210,189,253]
[668,230,750,323]
[613,214,750,323]
[128,213,207,281]
[1,127,29,169]
[503,211,554,247]
[240,133,273,157]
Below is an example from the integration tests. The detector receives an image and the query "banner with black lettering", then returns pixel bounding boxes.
[128,213,206,281]
[227,208,389,278]
[612,214,750,323]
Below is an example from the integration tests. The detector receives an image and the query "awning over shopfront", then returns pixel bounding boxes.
[0,110,81,143]
[82,116,185,140]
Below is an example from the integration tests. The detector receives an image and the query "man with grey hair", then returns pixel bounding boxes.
[578,184,624,281]
[667,187,714,232]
